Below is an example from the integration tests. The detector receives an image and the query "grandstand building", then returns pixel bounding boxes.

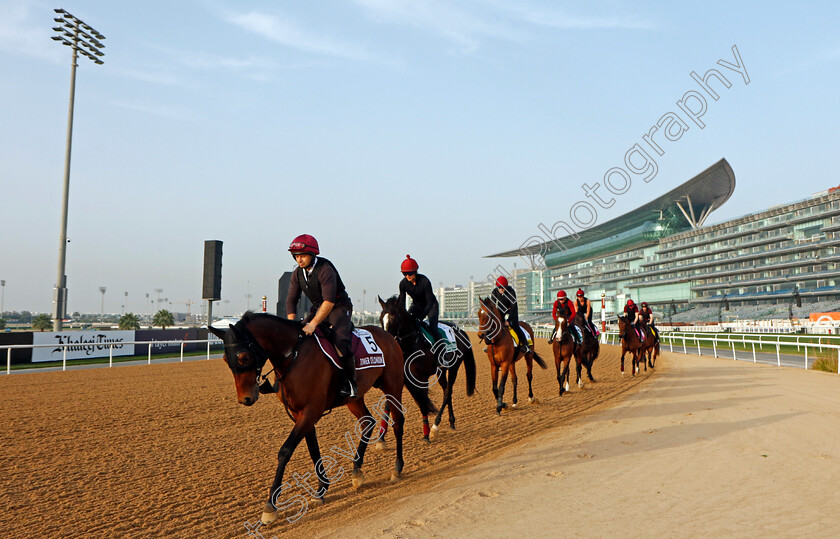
[477,158,840,320]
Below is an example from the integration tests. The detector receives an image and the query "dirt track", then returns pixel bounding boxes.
[0,336,655,538]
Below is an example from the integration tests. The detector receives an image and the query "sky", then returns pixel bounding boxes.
[1,0,839,317]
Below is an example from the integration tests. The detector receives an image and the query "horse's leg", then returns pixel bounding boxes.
[389,395,406,482]
[525,354,535,404]
[554,345,563,396]
[562,352,571,393]
[510,359,519,408]
[440,363,459,431]
[620,345,626,375]
[432,370,448,433]
[575,350,583,388]
[496,362,510,414]
[374,402,390,450]
[490,362,500,402]
[261,416,315,525]
[304,429,328,505]
[345,400,378,488]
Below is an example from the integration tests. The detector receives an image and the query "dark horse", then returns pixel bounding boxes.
[210,312,431,526]
[617,315,649,375]
[571,310,599,385]
[476,297,547,414]
[551,316,578,396]
[378,295,476,441]
[641,324,660,369]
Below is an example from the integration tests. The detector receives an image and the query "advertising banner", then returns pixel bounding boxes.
[32,331,135,362]
[135,329,200,355]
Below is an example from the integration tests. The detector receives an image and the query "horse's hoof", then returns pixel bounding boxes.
[496,406,503,415]
[564,382,570,392]
[449,423,456,431]
[430,424,439,439]
[311,496,325,506]
[501,402,508,409]
[374,440,385,451]
[621,371,625,376]
[530,397,539,405]
[352,469,365,489]
[261,510,278,525]
[511,402,518,409]
[423,436,430,444]
[390,471,402,482]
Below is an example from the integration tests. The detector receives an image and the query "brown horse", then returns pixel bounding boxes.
[378,295,476,441]
[476,297,547,414]
[550,316,577,396]
[641,324,660,368]
[617,315,648,375]
[210,312,427,526]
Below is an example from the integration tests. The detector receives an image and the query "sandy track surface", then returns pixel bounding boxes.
[328,352,840,538]
[0,335,653,538]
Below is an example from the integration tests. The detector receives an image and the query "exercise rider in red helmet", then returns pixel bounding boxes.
[285,234,357,398]
[491,276,529,354]
[622,299,642,340]
[398,255,440,340]
[549,290,579,345]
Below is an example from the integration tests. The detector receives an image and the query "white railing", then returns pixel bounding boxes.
[2,338,223,375]
[656,333,840,373]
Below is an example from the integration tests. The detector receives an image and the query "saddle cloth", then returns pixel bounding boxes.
[314,328,385,370]
[508,324,534,346]
[420,323,458,349]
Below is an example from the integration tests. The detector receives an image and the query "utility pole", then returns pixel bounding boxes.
[51,8,105,331]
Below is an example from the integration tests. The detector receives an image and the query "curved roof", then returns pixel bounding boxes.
[487,158,735,259]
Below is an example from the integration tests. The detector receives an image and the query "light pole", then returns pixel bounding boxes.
[51,9,105,331]
[1,280,5,317]
[99,286,106,323]
[123,291,128,314]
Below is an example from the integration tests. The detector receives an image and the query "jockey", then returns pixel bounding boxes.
[491,276,529,353]
[639,301,659,340]
[397,255,440,341]
[285,234,357,398]
[549,290,578,344]
[623,299,642,340]
[574,289,598,337]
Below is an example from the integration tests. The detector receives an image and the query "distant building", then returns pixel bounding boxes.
[479,158,840,318]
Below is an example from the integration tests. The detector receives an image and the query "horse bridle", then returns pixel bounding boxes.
[226,323,304,385]
[478,304,503,345]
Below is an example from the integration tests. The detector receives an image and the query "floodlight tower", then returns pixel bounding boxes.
[51,8,105,330]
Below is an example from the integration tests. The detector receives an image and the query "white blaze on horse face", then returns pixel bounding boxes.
[382,314,390,331]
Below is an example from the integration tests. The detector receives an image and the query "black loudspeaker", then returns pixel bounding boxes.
[278,271,311,319]
[203,240,223,300]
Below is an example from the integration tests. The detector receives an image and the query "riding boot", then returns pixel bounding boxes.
[340,353,358,398]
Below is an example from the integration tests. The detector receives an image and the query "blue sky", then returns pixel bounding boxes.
[1,0,839,316]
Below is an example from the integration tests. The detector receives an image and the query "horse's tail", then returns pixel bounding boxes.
[462,344,476,397]
[532,350,548,369]
[404,378,439,415]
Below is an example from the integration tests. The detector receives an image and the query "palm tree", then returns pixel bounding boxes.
[32,314,52,332]
[119,313,141,330]
[153,309,175,330]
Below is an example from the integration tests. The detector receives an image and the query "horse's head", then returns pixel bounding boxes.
[616,315,628,332]
[476,297,502,342]
[209,316,271,406]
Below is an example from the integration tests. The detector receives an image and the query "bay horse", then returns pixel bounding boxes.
[476,297,547,414]
[550,316,577,397]
[210,312,427,526]
[638,324,660,369]
[572,310,599,385]
[617,315,648,375]
[377,295,476,441]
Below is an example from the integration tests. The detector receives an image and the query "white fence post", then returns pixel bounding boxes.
[180,342,184,362]
[731,341,736,361]
[713,340,717,358]
[109,344,113,368]
[805,346,808,369]
[6,348,10,375]
[63,345,67,371]
[777,343,781,367]
[682,337,687,355]
[148,345,152,365]
[752,342,756,363]
[697,338,701,356]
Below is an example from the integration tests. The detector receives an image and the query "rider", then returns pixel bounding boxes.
[574,289,598,337]
[491,276,529,354]
[285,234,357,398]
[397,255,440,342]
[639,301,659,341]
[549,290,578,344]
[623,299,642,340]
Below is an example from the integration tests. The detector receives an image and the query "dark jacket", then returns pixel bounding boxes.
[398,274,437,319]
[286,257,351,316]
[491,285,519,320]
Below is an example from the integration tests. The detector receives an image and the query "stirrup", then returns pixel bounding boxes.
[340,379,358,398]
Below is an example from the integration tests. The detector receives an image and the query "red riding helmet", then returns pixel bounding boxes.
[641,301,648,308]
[288,234,320,256]
[576,289,585,297]
[557,290,567,299]
[400,255,419,273]
[496,276,509,287]
[627,299,635,306]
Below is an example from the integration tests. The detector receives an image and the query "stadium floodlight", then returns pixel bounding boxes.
[51,9,105,331]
